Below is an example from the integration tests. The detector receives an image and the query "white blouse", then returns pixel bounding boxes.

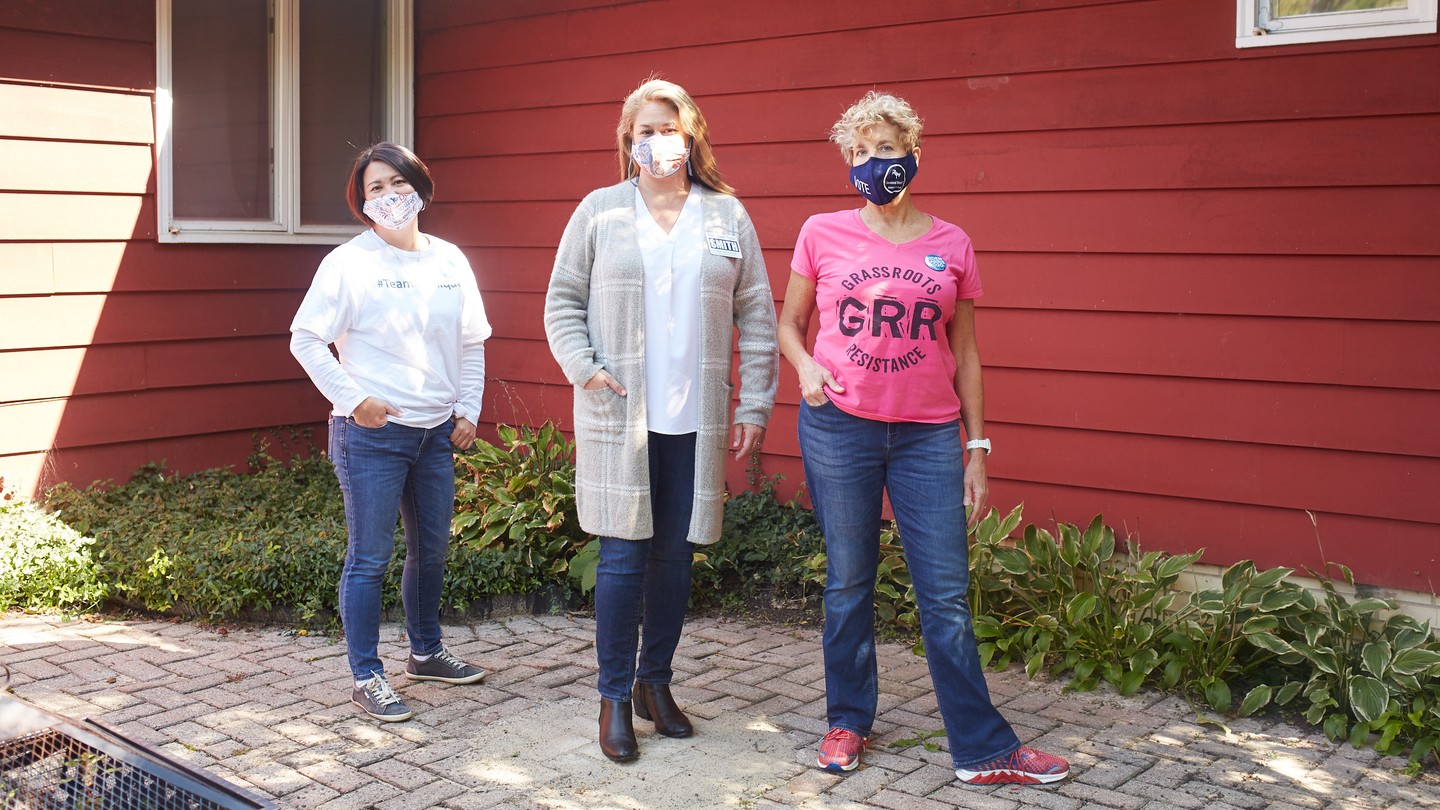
[635,184,704,435]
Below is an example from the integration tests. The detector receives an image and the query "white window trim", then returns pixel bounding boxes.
[1237,0,1437,48]
[155,0,413,244]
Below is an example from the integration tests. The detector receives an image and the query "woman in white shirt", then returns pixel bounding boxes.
[291,143,490,723]
[544,80,778,762]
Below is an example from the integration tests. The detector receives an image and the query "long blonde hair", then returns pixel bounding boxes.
[615,78,735,195]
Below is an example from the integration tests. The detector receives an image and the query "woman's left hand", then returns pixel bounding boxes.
[451,417,477,451]
[963,453,988,528]
[732,422,765,461]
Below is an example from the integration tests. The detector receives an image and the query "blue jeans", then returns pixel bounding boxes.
[593,432,697,701]
[798,401,1020,769]
[330,415,456,681]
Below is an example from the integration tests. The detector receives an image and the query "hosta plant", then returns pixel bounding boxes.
[1241,562,1440,760]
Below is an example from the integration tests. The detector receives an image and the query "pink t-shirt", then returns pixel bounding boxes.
[792,209,983,424]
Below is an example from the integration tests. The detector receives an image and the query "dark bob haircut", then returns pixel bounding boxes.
[345,142,435,225]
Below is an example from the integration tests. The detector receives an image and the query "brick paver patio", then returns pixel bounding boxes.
[1,612,1436,808]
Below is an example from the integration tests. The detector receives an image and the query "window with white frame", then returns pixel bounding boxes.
[1237,0,1437,47]
[156,0,413,243]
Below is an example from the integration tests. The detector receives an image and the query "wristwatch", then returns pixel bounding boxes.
[965,438,992,456]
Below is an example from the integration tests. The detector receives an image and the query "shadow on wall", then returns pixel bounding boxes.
[0,8,330,497]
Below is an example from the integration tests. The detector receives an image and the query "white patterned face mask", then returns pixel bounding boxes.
[630,133,690,179]
[363,191,424,230]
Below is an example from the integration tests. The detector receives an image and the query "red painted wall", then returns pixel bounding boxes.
[0,1,330,493]
[414,0,1440,591]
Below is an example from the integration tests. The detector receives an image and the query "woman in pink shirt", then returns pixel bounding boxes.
[777,92,1070,786]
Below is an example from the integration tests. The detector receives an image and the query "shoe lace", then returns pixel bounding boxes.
[431,647,465,671]
[822,728,861,748]
[364,674,402,707]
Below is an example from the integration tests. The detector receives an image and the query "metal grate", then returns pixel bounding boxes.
[0,695,274,810]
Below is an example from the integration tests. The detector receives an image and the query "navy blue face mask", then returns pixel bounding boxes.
[849,153,918,206]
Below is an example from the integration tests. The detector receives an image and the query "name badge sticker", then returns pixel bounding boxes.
[924,254,947,271]
[706,232,742,258]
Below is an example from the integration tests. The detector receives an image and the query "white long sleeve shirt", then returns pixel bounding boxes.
[290,229,491,429]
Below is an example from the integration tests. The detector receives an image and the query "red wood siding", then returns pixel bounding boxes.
[0,4,330,493]
[415,0,1440,591]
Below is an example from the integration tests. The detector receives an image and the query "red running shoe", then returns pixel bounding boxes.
[956,745,1070,785]
[816,727,869,771]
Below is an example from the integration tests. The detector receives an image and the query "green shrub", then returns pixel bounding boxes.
[1252,562,1440,762]
[43,436,350,621]
[966,506,1440,770]
[0,478,107,613]
[451,421,590,600]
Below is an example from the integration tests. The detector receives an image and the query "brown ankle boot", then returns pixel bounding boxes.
[633,682,694,738]
[598,698,639,762]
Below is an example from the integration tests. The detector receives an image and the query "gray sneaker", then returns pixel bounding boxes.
[404,647,487,684]
[352,673,413,722]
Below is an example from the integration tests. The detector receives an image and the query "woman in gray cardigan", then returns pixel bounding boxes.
[544,78,778,762]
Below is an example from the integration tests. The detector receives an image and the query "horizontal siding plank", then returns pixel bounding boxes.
[979,253,1440,322]
[476,289,1440,391]
[484,337,566,386]
[1,139,153,194]
[993,424,1437,524]
[419,0,1140,73]
[0,244,54,294]
[1,427,326,496]
[459,247,1440,324]
[986,481,1440,589]
[0,380,328,456]
[419,47,1440,157]
[429,114,1440,201]
[418,0,1232,116]
[753,189,1440,257]
[760,370,1440,458]
[979,309,1440,391]
[0,345,144,402]
[479,330,1440,457]
[987,371,1440,457]
[0,291,304,349]
[50,242,330,294]
[0,336,308,402]
[0,193,150,241]
[0,83,153,143]
[0,27,152,90]
[3,1,153,41]
[417,0,650,31]
[427,188,1440,256]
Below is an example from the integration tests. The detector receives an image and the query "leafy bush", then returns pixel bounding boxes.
[1253,563,1440,764]
[44,436,350,622]
[0,478,107,613]
[966,506,1440,770]
[41,425,594,622]
[451,422,590,599]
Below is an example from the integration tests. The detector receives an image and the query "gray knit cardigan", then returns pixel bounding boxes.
[544,181,779,544]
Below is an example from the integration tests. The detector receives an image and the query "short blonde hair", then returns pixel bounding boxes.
[830,91,923,161]
[615,78,735,195]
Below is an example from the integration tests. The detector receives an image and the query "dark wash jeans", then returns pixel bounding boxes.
[593,431,697,701]
[798,400,1021,769]
[330,415,455,681]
